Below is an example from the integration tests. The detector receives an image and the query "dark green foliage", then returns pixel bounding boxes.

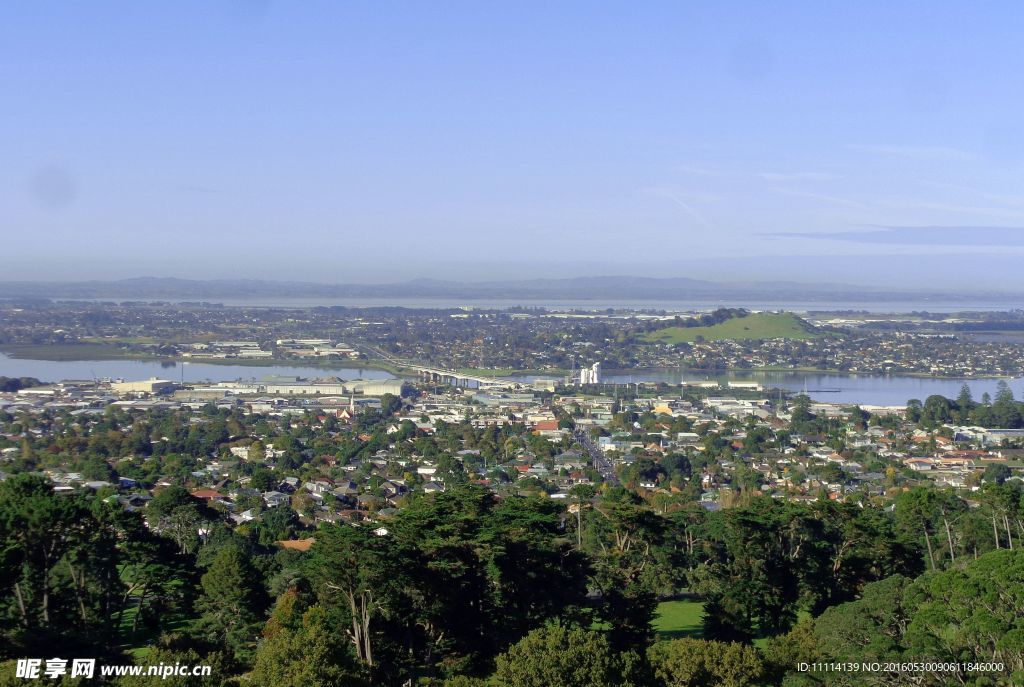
[811,549,1024,685]
[0,474,122,656]
[585,489,668,653]
[647,637,765,687]
[254,506,299,545]
[0,377,43,392]
[249,591,366,687]
[693,497,921,641]
[491,626,619,687]
[0,474,196,660]
[194,545,269,660]
[306,486,591,684]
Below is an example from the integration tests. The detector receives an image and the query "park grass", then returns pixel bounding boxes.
[642,312,825,344]
[652,600,810,647]
[652,599,705,640]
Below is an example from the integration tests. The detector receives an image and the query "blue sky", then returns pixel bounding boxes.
[4,2,1024,287]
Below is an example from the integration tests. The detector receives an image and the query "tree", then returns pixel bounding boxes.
[956,384,974,421]
[808,550,1024,685]
[903,550,1024,681]
[112,510,192,643]
[569,484,596,549]
[380,393,402,417]
[921,395,952,426]
[0,474,121,656]
[587,490,666,652]
[250,592,365,687]
[194,545,268,660]
[984,463,1012,485]
[491,626,618,687]
[248,440,266,462]
[306,486,591,683]
[893,487,966,570]
[992,381,1023,428]
[697,499,805,641]
[760,620,819,686]
[647,638,765,687]
[254,507,299,545]
[812,575,910,672]
[112,635,234,687]
[146,486,208,554]
[305,524,397,675]
[249,467,276,492]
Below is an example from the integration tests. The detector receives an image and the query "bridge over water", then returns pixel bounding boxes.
[359,344,519,389]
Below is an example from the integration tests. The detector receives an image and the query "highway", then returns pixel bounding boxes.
[354,343,515,389]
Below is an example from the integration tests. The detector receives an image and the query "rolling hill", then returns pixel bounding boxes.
[642,312,826,343]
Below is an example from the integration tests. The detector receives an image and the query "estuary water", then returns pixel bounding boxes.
[52,297,1024,312]
[0,354,392,384]
[514,369,1024,407]
[3,354,1022,407]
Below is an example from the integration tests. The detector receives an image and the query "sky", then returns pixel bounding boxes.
[4,2,1024,288]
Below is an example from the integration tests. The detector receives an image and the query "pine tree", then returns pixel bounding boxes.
[250,593,365,687]
[194,546,267,660]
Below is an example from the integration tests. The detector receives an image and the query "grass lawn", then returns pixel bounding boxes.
[652,600,809,647]
[652,599,705,640]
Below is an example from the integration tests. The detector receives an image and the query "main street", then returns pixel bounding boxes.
[574,429,620,486]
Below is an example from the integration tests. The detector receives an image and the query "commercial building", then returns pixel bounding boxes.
[579,362,602,385]
[111,378,175,394]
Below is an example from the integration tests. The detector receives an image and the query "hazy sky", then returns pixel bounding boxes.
[4,2,1024,287]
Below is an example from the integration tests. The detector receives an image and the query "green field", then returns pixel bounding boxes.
[642,312,825,344]
[652,599,705,640]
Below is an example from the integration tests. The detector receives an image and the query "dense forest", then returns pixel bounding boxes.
[2,473,1023,685]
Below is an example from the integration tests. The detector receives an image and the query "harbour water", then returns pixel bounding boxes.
[0,354,392,385]
[515,369,1024,407]
[4,353,1023,407]
[51,297,1024,312]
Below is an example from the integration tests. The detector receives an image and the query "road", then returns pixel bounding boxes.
[574,429,620,486]
[354,342,515,389]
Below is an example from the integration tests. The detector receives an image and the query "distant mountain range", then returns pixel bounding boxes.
[0,276,1020,304]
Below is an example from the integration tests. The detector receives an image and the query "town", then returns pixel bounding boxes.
[6,300,1024,378]
[3,369,1022,513]
[7,1,1024,683]
[5,298,1024,685]
[3,359,1023,685]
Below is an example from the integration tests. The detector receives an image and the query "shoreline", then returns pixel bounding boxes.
[0,346,1015,382]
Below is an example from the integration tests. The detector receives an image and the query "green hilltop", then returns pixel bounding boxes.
[642,311,826,344]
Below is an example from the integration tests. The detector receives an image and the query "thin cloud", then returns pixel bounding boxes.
[178,185,223,194]
[770,187,865,207]
[758,171,839,182]
[639,187,715,229]
[846,144,977,161]
[874,198,1024,221]
[673,164,726,177]
[765,225,1024,246]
